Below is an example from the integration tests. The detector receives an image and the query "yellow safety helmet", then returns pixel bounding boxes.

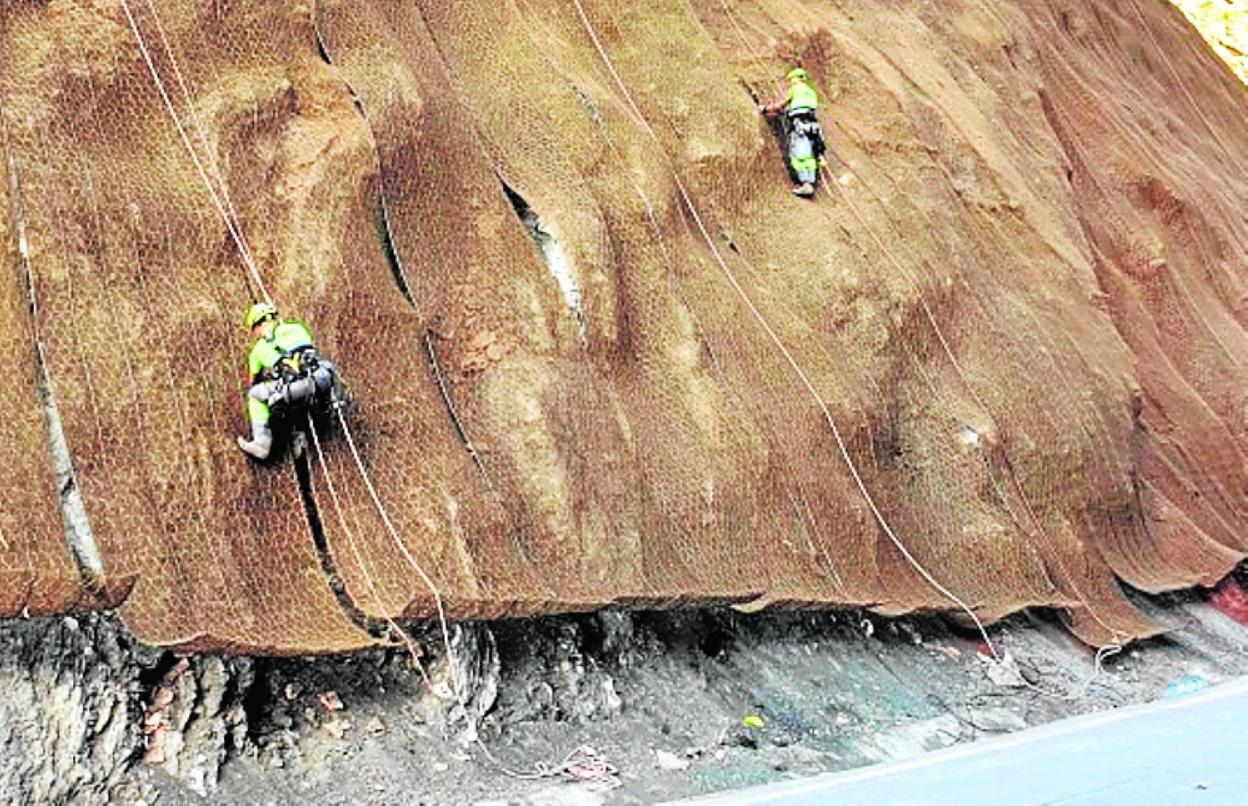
[787,67,810,83]
[244,301,278,329]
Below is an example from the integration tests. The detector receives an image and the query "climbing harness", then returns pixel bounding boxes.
[260,346,337,415]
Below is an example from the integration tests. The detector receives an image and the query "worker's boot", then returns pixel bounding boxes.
[792,182,816,198]
[237,421,274,460]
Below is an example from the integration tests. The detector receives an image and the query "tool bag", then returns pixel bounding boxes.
[789,114,827,161]
[267,347,335,412]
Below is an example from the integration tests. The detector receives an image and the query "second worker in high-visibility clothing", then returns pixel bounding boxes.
[237,302,339,461]
[760,67,829,198]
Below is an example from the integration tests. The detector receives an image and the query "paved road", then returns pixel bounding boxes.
[671,677,1248,805]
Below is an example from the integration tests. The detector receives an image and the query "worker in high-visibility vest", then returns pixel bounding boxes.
[237,302,339,460]
[760,67,829,198]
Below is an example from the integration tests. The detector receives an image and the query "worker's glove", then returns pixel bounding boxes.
[818,156,829,169]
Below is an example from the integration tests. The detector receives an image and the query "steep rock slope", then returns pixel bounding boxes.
[1,0,1245,652]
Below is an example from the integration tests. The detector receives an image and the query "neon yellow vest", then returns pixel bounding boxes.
[787,81,819,112]
[247,320,315,378]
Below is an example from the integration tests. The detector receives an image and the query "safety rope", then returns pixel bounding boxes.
[783,2,1135,675]
[781,9,1134,688]
[306,12,623,785]
[735,0,1083,623]
[512,0,846,597]
[307,414,437,692]
[718,0,784,96]
[114,0,1137,723]
[593,0,1130,697]
[570,0,660,140]
[117,0,271,303]
[808,90,1133,640]
[815,165,1129,693]
[137,0,263,281]
[112,3,633,789]
[827,158,1127,630]
[332,402,464,699]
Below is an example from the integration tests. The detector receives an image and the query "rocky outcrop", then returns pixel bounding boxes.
[1,0,1247,653]
[0,615,148,804]
[0,614,258,804]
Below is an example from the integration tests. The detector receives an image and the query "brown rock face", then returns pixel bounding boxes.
[1,0,1245,653]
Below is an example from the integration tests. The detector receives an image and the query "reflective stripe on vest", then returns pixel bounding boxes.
[787,81,819,113]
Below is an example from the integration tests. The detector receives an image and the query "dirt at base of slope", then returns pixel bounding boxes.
[4,576,1248,806]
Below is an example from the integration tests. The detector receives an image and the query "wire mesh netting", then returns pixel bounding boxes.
[0,108,86,615]
[0,0,370,651]
[1,0,1246,653]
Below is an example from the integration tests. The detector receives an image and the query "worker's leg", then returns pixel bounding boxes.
[238,394,274,460]
[789,128,818,196]
[811,122,828,167]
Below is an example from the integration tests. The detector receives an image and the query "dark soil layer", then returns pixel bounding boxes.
[7,584,1245,805]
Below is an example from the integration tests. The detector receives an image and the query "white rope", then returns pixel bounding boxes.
[794,30,1134,688]
[569,0,657,138]
[473,740,621,789]
[117,0,271,303]
[138,0,262,278]
[308,415,438,693]
[719,3,1133,682]
[119,0,467,701]
[817,124,1130,653]
[332,403,463,699]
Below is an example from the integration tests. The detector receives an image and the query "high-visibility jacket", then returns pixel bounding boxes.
[787,81,819,113]
[247,319,316,380]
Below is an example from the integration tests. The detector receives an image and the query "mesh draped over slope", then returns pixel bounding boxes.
[0,0,1245,652]
[0,111,85,615]
[0,1,369,652]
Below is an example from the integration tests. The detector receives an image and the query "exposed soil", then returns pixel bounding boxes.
[8,577,1242,805]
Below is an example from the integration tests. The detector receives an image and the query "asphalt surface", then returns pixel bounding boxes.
[672,677,1248,805]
